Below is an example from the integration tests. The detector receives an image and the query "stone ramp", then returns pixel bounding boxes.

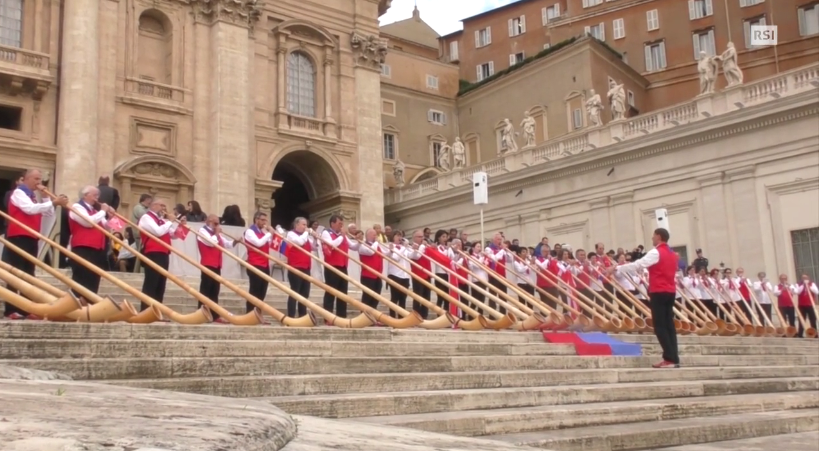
[0,322,817,450]
[651,431,819,450]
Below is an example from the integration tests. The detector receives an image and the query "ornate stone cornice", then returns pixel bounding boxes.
[181,0,261,30]
[350,31,387,70]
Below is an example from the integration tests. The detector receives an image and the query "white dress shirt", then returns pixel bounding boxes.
[721,277,742,302]
[408,243,428,261]
[433,244,455,274]
[468,255,489,283]
[68,202,107,228]
[387,244,411,279]
[10,188,54,216]
[244,228,272,247]
[286,230,311,247]
[794,282,819,298]
[773,283,797,297]
[616,248,660,274]
[752,280,773,304]
[683,276,702,300]
[358,240,387,257]
[138,211,177,237]
[699,276,717,301]
[198,226,234,248]
[320,229,360,251]
[513,260,533,285]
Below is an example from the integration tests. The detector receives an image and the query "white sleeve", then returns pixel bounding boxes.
[535,258,548,271]
[773,285,782,296]
[197,227,218,247]
[752,281,761,291]
[616,248,660,274]
[11,190,55,216]
[138,214,174,236]
[244,229,272,247]
[221,235,234,249]
[358,242,375,256]
[409,244,425,260]
[68,203,107,228]
[794,284,804,295]
[811,283,819,295]
[487,249,504,262]
[287,230,310,246]
[348,237,360,251]
[321,230,344,247]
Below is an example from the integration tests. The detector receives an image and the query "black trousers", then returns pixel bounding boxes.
[323,266,348,318]
[434,274,450,312]
[780,306,796,327]
[388,275,410,318]
[470,281,487,315]
[199,266,221,319]
[488,275,507,314]
[650,292,679,365]
[539,286,559,311]
[578,288,594,312]
[141,252,170,311]
[361,276,382,310]
[701,299,716,318]
[456,283,470,318]
[412,277,431,319]
[798,306,817,337]
[69,246,106,300]
[246,265,269,313]
[287,267,310,318]
[1,235,37,316]
[518,283,535,309]
[756,303,773,323]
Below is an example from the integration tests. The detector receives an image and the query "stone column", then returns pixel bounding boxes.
[697,173,732,266]
[726,166,764,269]
[275,39,287,129]
[192,19,213,213]
[323,47,337,138]
[96,0,119,178]
[56,0,99,197]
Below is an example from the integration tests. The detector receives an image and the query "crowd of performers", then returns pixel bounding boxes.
[2,169,818,350]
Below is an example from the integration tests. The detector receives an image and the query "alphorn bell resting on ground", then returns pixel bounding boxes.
[243,212,276,314]
[68,186,115,304]
[138,199,187,311]
[281,217,319,318]
[197,214,235,323]
[320,214,360,318]
[607,227,680,368]
[1,169,68,320]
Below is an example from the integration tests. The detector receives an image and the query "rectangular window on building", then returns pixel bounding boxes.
[383,133,396,160]
[428,109,447,125]
[613,18,625,39]
[744,16,767,48]
[543,4,560,25]
[381,99,396,116]
[475,27,492,47]
[692,28,716,59]
[792,227,819,284]
[381,64,391,78]
[798,3,819,36]
[583,0,604,7]
[509,16,526,36]
[432,141,444,167]
[739,0,764,6]
[0,0,22,48]
[449,41,459,61]
[509,52,525,66]
[644,40,667,72]
[585,22,606,41]
[572,108,583,129]
[689,0,713,20]
[0,104,22,131]
[647,9,660,31]
[426,74,439,89]
[476,61,494,81]
[627,90,635,107]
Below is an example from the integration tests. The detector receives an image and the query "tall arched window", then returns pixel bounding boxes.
[0,0,23,48]
[287,51,316,118]
[138,10,173,84]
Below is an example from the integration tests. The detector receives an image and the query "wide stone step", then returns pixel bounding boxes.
[485,409,819,451]
[106,365,819,398]
[269,377,819,419]
[355,391,819,436]
[655,431,819,450]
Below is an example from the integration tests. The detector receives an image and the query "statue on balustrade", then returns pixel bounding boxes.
[520,112,536,148]
[720,42,743,87]
[437,142,452,172]
[585,89,604,127]
[697,51,719,95]
[607,80,627,122]
[393,159,405,188]
[451,137,466,169]
[501,118,518,153]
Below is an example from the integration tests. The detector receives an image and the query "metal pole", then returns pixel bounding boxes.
[480,208,485,247]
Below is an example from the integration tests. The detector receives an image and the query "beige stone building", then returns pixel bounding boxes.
[0,0,391,230]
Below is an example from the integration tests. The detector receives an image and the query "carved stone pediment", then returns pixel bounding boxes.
[350,32,387,69]
[179,0,261,30]
[131,162,179,180]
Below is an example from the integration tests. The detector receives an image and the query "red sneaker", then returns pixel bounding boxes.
[652,360,680,369]
[214,317,229,324]
[6,313,25,320]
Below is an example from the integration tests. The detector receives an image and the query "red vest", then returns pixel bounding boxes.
[285,234,312,270]
[739,279,751,300]
[488,245,506,277]
[69,202,105,250]
[359,243,383,279]
[647,243,677,294]
[535,257,556,288]
[778,284,794,308]
[323,231,349,268]
[141,212,172,255]
[245,228,271,268]
[456,259,468,282]
[410,245,432,279]
[798,283,815,307]
[578,262,592,286]
[6,188,43,239]
[197,228,223,269]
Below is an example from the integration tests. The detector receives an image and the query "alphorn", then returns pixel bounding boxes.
[712,282,759,336]
[695,276,740,335]
[262,230,457,330]
[769,293,798,337]
[623,271,695,334]
[791,290,817,338]
[560,263,644,332]
[678,278,737,336]
[674,280,720,335]
[0,284,82,319]
[0,209,195,325]
[583,263,652,331]
[701,282,750,336]
[807,285,819,337]
[746,284,786,337]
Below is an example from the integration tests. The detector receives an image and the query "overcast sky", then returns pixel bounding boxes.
[379,0,517,36]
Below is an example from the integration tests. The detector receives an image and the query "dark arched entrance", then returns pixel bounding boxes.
[270,165,310,229]
[269,150,341,229]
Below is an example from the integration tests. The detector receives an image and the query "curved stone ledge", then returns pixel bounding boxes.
[0,379,297,451]
[0,364,72,381]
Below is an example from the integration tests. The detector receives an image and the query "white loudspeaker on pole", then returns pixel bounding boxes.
[655,208,670,234]
[473,172,488,245]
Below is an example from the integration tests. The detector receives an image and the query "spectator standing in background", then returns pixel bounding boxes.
[186,200,207,222]
[97,176,120,211]
[693,249,709,273]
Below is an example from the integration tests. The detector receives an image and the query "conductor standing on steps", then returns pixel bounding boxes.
[608,228,680,369]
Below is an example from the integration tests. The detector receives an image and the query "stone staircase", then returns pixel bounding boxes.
[0,319,817,450]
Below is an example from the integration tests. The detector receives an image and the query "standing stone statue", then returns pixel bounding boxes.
[501,118,518,153]
[697,51,719,95]
[607,79,627,121]
[437,142,452,172]
[585,89,604,127]
[393,159,405,187]
[451,137,466,169]
[520,112,536,148]
[720,42,743,87]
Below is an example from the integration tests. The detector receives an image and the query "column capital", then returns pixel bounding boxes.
[350,31,387,71]
[185,0,261,31]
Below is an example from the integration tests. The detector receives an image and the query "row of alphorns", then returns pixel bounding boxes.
[0,192,815,337]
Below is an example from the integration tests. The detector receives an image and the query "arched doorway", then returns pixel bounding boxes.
[269,150,341,229]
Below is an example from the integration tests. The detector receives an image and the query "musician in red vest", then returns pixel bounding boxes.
[773,274,797,328]
[484,232,511,314]
[320,214,359,318]
[795,274,819,337]
[1,169,68,319]
[68,186,113,303]
[610,228,680,368]
[138,198,186,310]
[243,211,275,313]
[408,229,432,319]
[284,216,317,318]
[197,214,234,323]
[534,249,560,310]
[574,249,594,305]
[358,228,388,310]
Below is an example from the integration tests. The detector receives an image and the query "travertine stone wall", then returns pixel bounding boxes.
[355,65,385,226]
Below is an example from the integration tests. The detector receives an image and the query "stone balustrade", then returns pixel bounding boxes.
[0,44,50,71]
[384,64,819,206]
[124,77,186,103]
